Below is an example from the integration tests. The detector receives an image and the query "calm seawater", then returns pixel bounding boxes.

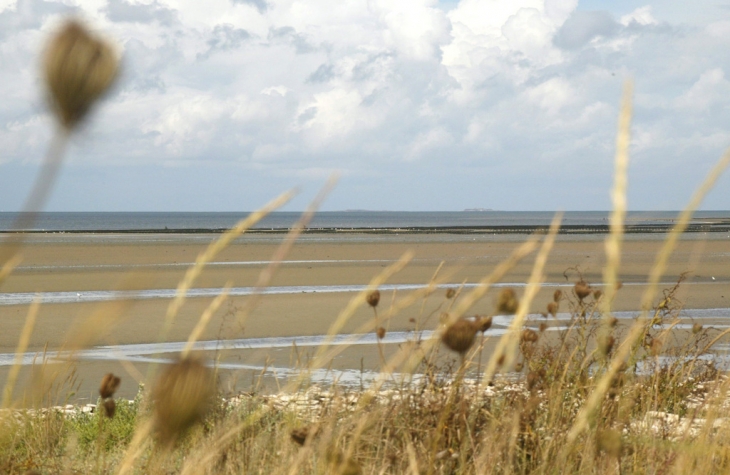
[0,211,729,231]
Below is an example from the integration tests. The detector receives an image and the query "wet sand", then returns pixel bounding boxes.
[1,232,729,401]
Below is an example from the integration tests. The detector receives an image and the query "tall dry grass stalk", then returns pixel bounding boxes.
[1,297,40,408]
[563,143,730,454]
[158,189,295,342]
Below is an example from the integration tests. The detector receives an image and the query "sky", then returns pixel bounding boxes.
[1,0,730,212]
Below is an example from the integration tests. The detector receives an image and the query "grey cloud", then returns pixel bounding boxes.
[306,64,335,83]
[230,0,267,14]
[554,11,619,49]
[268,26,316,54]
[197,24,251,60]
[0,0,75,40]
[104,0,178,26]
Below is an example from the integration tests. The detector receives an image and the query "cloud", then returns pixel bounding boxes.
[1,0,730,211]
[103,0,177,26]
[554,10,619,49]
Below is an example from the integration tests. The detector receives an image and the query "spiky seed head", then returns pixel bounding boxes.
[553,289,562,302]
[598,335,615,356]
[593,289,603,300]
[496,288,519,314]
[574,281,591,301]
[445,288,456,299]
[376,326,386,339]
[546,301,558,317]
[476,315,492,333]
[103,399,116,418]
[43,19,119,130]
[596,429,622,458]
[650,338,663,356]
[692,323,703,334]
[290,427,310,446]
[521,328,539,343]
[441,319,477,354]
[366,290,380,308]
[152,357,215,443]
[99,373,120,399]
[527,370,542,390]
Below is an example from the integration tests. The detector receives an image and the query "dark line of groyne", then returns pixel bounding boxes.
[2,223,730,235]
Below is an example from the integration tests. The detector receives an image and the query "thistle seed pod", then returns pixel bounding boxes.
[574,281,591,301]
[692,323,703,334]
[476,315,492,333]
[441,319,477,355]
[376,326,386,339]
[496,288,519,314]
[553,289,562,302]
[43,19,119,130]
[650,338,663,356]
[521,328,539,343]
[445,288,456,299]
[290,427,310,446]
[366,290,380,308]
[99,373,121,399]
[103,399,116,418]
[598,335,615,356]
[152,357,215,443]
[546,301,558,317]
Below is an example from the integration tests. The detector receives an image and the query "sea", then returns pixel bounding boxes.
[1,210,729,232]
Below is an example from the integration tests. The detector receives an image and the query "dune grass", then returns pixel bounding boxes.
[2,18,730,475]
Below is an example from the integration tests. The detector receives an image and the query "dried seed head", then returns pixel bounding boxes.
[376,326,386,339]
[43,19,119,130]
[496,288,519,314]
[527,370,542,390]
[441,319,477,354]
[650,338,663,356]
[547,301,558,317]
[476,315,492,333]
[553,289,562,302]
[615,281,623,291]
[514,362,524,372]
[593,289,603,300]
[496,353,506,367]
[99,373,121,399]
[574,281,591,301]
[692,323,703,334]
[521,328,539,343]
[290,427,310,446]
[609,316,619,327]
[366,290,380,308]
[539,322,547,333]
[596,429,622,458]
[598,335,615,356]
[103,399,116,418]
[152,357,215,443]
[445,288,456,299]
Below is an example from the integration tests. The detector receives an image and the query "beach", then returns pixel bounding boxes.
[1,231,729,401]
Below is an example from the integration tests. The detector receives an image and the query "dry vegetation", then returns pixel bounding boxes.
[2,18,730,475]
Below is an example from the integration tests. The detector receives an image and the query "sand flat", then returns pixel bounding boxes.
[0,232,729,400]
